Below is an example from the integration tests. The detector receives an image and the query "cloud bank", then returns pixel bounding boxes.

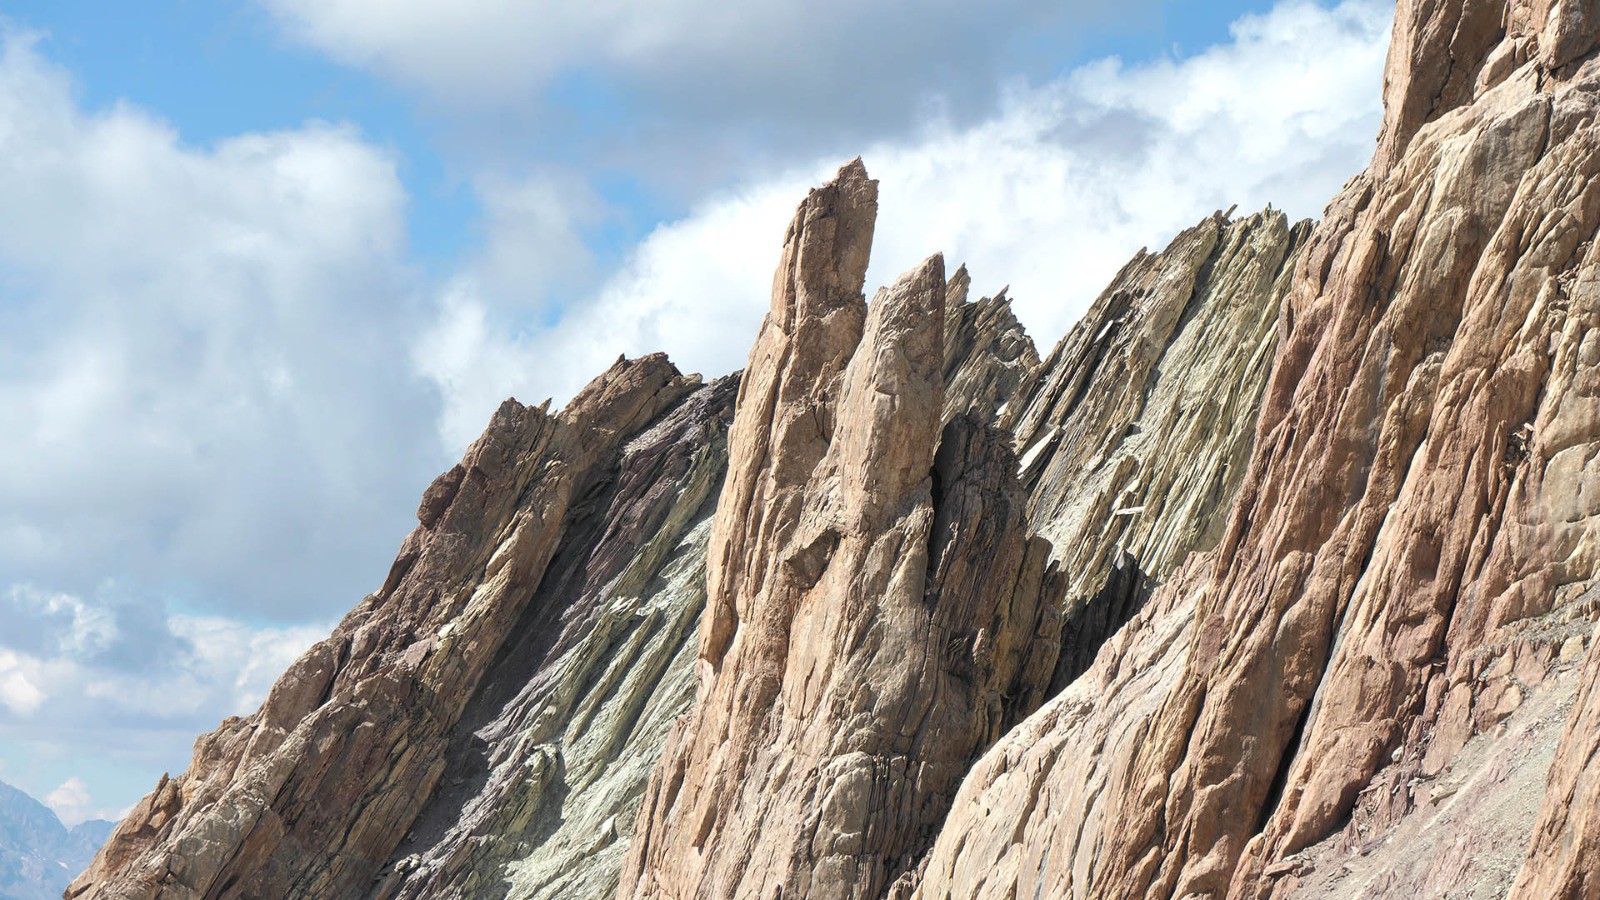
[0,27,424,817]
[420,0,1392,447]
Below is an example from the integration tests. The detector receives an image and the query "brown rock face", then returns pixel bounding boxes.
[365,375,739,900]
[910,2,1600,898]
[620,161,1065,900]
[1513,612,1600,899]
[69,355,706,899]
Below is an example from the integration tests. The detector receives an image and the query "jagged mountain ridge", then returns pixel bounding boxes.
[0,779,111,900]
[66,0,1600,896]
[69,160,1301,898]
[909,1,1600,897]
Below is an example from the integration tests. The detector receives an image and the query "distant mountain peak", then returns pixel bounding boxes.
[0,778,112,900]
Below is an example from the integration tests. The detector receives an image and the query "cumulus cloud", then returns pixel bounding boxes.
[259,0,1155,143]
[0,582,329,822]
[42,776,127,826]
[419,0,1392,447]
[0,27,446,620]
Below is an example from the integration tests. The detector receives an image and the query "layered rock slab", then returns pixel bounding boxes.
[69,354,704,900]
[910,2,1600,897]
[1002,209,1309,687]
[621,162,1065,900]
[367,375,740,900]
[898,207,1309,900]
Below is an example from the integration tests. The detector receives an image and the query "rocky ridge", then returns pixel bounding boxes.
[70,354,705,899]
[906,1,1600,898]
[67,1,1600,895]
[0,780,112,900]
[70,155,1303,899]
[620,162,1066,899]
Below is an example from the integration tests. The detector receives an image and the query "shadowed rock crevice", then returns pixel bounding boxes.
[1050,551,1151,694]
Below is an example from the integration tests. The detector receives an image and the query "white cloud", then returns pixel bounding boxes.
[259,0,1145,118]
[43,776,128,826]
[169,614,331,714]
[0,27,445,619]
[0,583,330,819]
[0,653,46,715]
[419,0,1391,447]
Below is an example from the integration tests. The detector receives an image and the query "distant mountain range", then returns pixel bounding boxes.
[0,780,112,900]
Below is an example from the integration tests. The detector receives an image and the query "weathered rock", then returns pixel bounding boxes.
[1003,209,1309,689]
[620,162,1065,900]
[67,3,1600,895]
[69,354,703,899]
[1511,596,1600,899]
[909,2,1600,898]
[941,266,1040,423]
[367,374,739,900]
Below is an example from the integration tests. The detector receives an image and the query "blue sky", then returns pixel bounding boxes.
[3,0,1300,271]
[0,0,1394,824]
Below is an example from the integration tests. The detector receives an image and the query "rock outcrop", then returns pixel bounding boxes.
[940,267,1039,424]
[366,375,739,900]
[907,2,1600,898]
[67,172,1312,900]
[1003,209,1309,688]
[620,161,1066,900]
[71,355,707,899]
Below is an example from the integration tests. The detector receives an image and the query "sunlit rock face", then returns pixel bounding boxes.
[65,164,1309,900]
[70,353,711,900]
[620,161,1069,900]
[908,2,1600,898]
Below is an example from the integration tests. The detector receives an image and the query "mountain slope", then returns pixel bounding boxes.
[907,2,1600,897]
[71,162,1302,899]
[0,780,111,900]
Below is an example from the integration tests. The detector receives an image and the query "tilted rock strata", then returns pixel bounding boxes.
[621,162,1065,900]
[911,209,1316,890]
[69,2,1600,892]
[909,2,1600,898]
[70,354,703,899]
[1002,209,1308,687]
[368,375,739,900]
[940,265,1040,424]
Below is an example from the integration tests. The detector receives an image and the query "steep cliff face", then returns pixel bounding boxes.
[620,162,1066,900]
[1004,209,1309,687]
[71,3,1600,894]
[69,163,1307,900]
[366,375,739,900]
[909,2,1600,898]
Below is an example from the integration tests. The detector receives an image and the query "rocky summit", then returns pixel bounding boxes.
[68,1,1600,898]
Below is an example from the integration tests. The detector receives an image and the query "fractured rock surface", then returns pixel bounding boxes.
[908,2,1600,898]
[368,375,740,900]
[1004,209,1309,688]
[620,161,1065,900]
[70,355,706,899]
[66,3,1600,895]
